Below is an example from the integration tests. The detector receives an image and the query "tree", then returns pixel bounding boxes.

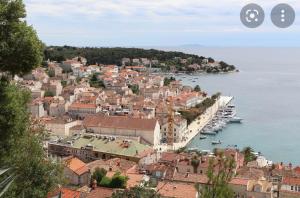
[191,155,200,173]
[163,77,176,86]
[0,0,44,76]
[242,146,256,164]
[0,1,63,197]
[110,172,128,189]
[92,167,107,186]
[99,176,112,188]
[194,85,201,92]
[89,74,105,88]
[129,84,139,94]
[44,90,55,97]
[0,83,63,198]
[112,186,161,198]
[197,153,235,198]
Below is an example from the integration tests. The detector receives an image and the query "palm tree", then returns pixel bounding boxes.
[0,168,16,197]
[242,146,255,164]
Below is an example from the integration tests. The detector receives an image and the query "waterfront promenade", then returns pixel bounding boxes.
[156,96,233,151]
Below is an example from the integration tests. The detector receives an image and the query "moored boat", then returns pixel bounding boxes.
[212,140,222,145]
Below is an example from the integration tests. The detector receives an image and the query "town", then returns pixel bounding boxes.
[16,56,300,198]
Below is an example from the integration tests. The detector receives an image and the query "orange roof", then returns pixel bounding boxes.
[65,157,89,175]
[294,167,300,174]
[48,187,81,198]
[230,178,249,186]
[83,115,157,131]
[282,177,300,185]
[69,103,97,109]
[157,182,197,198]
[86,187,114,198]
[126,173,143,188]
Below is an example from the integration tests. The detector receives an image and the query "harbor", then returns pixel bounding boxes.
[170,95,235,150]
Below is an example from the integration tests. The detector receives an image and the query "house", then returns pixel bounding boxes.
[125,66,147,72]
[61,59,82,72]
[48,63,63,77]
[29,98,46,118]
[49,97,67,117]
[87,158,137,174]
[157,181,198,198]
[63,156,90,186]
[83,115,161,146]
[173,92,203,109]
[68,103,100,119]
[86,187,114,198]
[122,58,131,66]
[42,80,63,96]
[48,135,153,163]
[43,116,81,137]
[229,177,273,198]
[159,116,188,143]
[47,187,83,198]
[280,177,300,198]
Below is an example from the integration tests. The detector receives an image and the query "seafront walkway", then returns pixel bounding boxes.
[155,96,233,151]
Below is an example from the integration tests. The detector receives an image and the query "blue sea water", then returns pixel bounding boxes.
[161,47,300,165]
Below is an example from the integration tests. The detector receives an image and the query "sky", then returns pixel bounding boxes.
[23,0,300,47]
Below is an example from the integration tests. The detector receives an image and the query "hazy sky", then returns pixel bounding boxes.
[23,0,300,47]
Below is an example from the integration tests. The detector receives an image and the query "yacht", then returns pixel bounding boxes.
[199,135,207,140]
[201,131,217,135]
[212,140,222,145]
[229,117,243,123]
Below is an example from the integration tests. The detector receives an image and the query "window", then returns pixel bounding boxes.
[291,186,294,190]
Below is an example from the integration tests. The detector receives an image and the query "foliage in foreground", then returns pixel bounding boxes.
[0,82,63,198]
[196,152,235,198]
[0,0,44,76]
[0,1,63,197]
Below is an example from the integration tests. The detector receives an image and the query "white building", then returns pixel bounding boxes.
[83,115,161,146]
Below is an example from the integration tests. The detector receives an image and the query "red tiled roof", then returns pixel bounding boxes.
[65,157,89,176]
[69,103,97,109]
[157,182,197,198]
[86,187,114,198]
[282,177,300,185]
[83,115,157,131]
[47,188,81,198]
[230,178,249,186]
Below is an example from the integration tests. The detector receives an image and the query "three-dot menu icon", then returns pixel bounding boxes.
[271,3,295,28]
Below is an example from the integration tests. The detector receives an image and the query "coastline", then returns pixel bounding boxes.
[156,96,233,151]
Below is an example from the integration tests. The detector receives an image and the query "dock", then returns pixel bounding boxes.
[171,96,233,150]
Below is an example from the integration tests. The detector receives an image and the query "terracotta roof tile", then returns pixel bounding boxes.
[86,187,114,198]
[157,182,197,198]
[282,177,300,185]
[83,115,157,131]
[69,103,97,109]
[65,157,89,176]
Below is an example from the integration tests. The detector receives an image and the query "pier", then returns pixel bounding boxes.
[156,96,233,151]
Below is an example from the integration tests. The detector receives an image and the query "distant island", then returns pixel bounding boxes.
[44,46,237,74]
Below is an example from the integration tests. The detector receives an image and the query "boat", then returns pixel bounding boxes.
[201,131,217,135]
[229,117,243,123]
[212,140,222,145]
[199,135,207,140]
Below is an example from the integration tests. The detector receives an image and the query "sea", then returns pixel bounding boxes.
[160,47,300,165]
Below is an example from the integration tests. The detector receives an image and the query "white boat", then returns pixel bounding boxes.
[199,135,207,140]
[201,131,217,135]
[212,140,222,145]
[229,117,243,123]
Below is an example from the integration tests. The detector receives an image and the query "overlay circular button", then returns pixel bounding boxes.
[240,3,265,28]
[271,4,295,28]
